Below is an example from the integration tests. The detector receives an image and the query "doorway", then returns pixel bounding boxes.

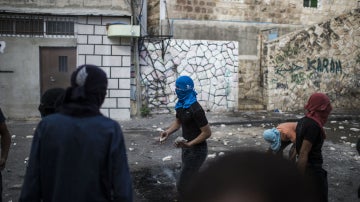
[40,47,76,95]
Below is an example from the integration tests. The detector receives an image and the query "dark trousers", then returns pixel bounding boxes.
[177,144,207,199]
[306,165,328,202]
[0,172,2,202]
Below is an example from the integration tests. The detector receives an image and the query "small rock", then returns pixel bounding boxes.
[218,152,225,156]
[330,147,336,151]
[162,155,172,161]
[339,126,344,129]
[340,136,347,140]
[11,135,15,138]
[128,148,134,151]
[26,135,33,139]
[330,121,337,123]
[220,124,226,127]
[255,142,261,146]
[207,153,216,159]
[156,128,164,132]
[350,128,360,132]
[350,143,356,148]
[228,132,233,136]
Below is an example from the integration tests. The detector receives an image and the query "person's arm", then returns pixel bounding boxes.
[0,122,11,170]
[159,118,181,143]
[296,139,312,174]
[176,124,211,148]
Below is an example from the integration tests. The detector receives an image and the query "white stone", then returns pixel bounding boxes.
[350,128,360,132]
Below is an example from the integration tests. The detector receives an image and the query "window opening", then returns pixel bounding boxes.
[58,56,68,72]
[304,0,318,8]
[0,14,75,37]
[46,21,74,35]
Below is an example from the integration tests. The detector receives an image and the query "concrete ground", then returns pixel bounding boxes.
[2,110,360,202]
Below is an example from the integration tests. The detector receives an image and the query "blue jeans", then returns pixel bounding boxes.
[177,144,207,199]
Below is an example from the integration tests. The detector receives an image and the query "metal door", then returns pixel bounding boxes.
[40,47,76,95]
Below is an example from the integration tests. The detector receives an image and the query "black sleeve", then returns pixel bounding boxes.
[192,107,208,128]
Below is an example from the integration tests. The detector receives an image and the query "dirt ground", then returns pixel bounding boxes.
[2,112,360,202]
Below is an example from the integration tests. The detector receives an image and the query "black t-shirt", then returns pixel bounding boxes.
[176,102,208,146]
[295,117,324,165]
[0,108,5,123]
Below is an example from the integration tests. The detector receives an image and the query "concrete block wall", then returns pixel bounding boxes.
[76,16,132,120]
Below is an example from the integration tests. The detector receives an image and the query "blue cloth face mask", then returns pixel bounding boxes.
[175,76,197,109]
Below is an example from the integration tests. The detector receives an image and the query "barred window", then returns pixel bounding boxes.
[304,0,318,8]
[15,18,44,35]
[58,56,68,72]
[0,14,75,37]
[46,21,74,35]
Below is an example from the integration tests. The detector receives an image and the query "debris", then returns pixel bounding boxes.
[174,136,187,143]
[218,152,225,156]
[207,153,216,159]
[11,135,15,139]
[162,155,172,161]
[12,143,16,146]
[228,132,233,136]
[156,128,164,132]
[26,135,33,139]
[330,147,336,151]
[220,124,226,127]
[152,125,157,128]
[160,137,166,142]
[330,121,337,123]
[247,124,252,127]
[223,140,228,146]
[350,128,360,132]
[351,143,356,148]
[340,136,347,140]
[128,147,134,151]
[255,142,261,146]
[338,126,344,129]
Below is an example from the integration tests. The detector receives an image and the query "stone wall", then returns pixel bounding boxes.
[164,0,357,25]
[263,9,360,111]
[140,39,238,113]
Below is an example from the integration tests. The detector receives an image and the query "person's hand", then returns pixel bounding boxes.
[0,158,6,171]
[174,140,191,148]
[159,131,169,143]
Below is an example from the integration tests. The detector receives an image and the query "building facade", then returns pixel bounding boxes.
[0,0,133,120]
[144,0,359,111]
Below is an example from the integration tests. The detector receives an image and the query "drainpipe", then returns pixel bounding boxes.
[131,0,142,117]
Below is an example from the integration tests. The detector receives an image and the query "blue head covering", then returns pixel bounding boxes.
[175,76,197,109]
[263,128,281,152]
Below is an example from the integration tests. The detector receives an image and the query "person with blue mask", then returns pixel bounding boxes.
[159,75,211,201]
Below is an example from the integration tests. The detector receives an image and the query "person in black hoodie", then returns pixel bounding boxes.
[20,64,132,202]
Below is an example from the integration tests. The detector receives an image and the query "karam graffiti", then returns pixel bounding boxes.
[274,58,343,88]
[307,58,342,74]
